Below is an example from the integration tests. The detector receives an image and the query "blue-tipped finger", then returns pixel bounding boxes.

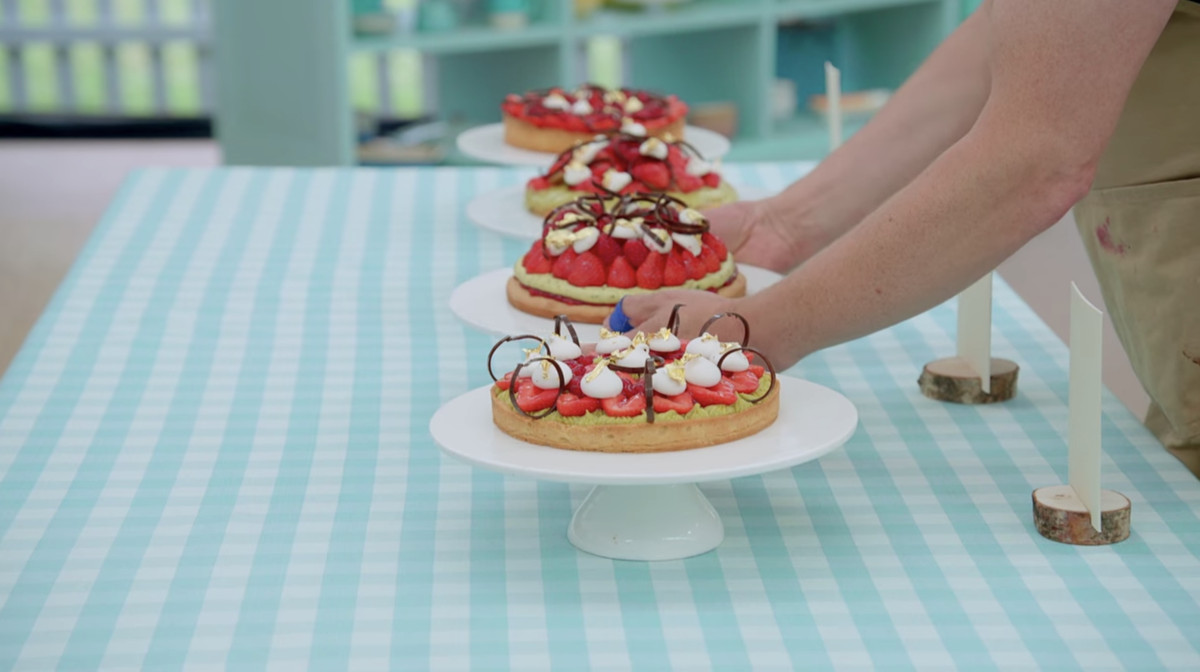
[608,298,634,333]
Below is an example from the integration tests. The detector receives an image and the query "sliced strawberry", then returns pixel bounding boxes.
[601,392,647,418]
[623,239,650,268]
[663,251,688,286]
[702,232,728,259]
[516,384,560,412]
[665,146,689,174]
[611,139,642,165]
[749,364,766,378]
[551,248,578,280]
[653,391,694,415]
[523,243,553,274]
[621,180,646,195]
[729,370,760,394]
[681,250,706,280]
[495,371,515,391]
[675,172,703,192]
[688,379,738,406]
[557,392,602,417]
[632,163,671,191]
[636,251,665,289]
[698,246,723,273]
[702,173,721,188]
[567,251,606,287]
[528,176,552,190]
[607,256,636,288]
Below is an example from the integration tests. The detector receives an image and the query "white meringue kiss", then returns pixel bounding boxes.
[719,349,750,372]
[638,138,668,160]
[596,334,632,355]
[564,162,592,186]
[581,366,623,399]
[542,93,569,110]
[613,346,650,369]
[652,368,688,397]
[672,233,702,256]
[679,207,706,225]
[684,356,722,387]
[624,96,645,114]
[531,360,571,389]
[547,333,582,360]
[621,120,647,136]
[685,156,712,176]
[573,140,606,164]
[649,333,681,352]
[571,227,600,253]
[602,170,632,192]
[685,334,722,361]
[571,98,593,115]
[610,217,641,240]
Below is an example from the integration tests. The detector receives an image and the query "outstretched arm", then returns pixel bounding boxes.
[624,0,1176,369]
[719,6,994,270]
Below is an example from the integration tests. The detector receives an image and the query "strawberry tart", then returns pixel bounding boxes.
[502,84,687,153]
[508,193,746,324]
[488,311,779,453]
[524,132,737,216]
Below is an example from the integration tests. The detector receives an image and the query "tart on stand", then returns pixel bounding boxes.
[488,310,779,453]
[502,84,688,153]
[525,132,737,216]
[508,193,746,324]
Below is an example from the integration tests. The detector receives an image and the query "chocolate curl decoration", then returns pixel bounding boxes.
[506,357,566,420]
[643,358,657,424]
[698,312,751,347]
[543,195,604,234]
[717,346,777,404]
[552,314,580,346]
[652,196,709,235]
[488,334,549,382]
[666,303,685,334]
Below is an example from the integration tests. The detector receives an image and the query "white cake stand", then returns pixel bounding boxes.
[467,184,777,240]
[428,377,857,561]
[457,123,731,167]
[448,265,783,342]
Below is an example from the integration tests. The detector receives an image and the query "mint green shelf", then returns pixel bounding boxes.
[212,0,961,166]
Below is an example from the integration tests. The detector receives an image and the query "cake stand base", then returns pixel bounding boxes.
[568,484,724,561]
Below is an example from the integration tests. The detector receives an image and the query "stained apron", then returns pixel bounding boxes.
[1073,1,1200,474]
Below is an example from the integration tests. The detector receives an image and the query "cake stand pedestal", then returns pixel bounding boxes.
[429,376,857,561]
[569,484,723,561]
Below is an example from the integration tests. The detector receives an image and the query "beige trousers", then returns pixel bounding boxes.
[1073,1,1200,475]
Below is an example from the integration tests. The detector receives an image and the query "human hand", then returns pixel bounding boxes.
[606,290,747,343]
[704,198,809,274]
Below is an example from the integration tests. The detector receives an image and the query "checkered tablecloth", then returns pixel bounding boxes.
[1,165,1198,671]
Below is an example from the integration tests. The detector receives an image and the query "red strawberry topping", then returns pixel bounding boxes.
[557,392,601,417]
[681,250,706,281]
[729,370,761,394]
[652,391,694,414]
[516,382,560,412]
[702,232,727,259]
[523,243,554,274]
[567,251,606,287]
[702,173,721,188]
[688,379,738,406]
[607,256,636,288]
[551,248,577,279]
[631,163,671,191]
[636,251,665,289]
[663,251,688,286]
[623,239,650,269]
[698,246,723,273]
[601,392,647,417]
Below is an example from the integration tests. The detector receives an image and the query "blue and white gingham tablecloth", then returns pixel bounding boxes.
[1,165,1198,670]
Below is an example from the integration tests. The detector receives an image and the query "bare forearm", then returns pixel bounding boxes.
[747,128,1089,369]
[766,9,992,257]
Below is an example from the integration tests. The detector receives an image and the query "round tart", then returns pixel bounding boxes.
[502,84,687,153]
[489,312,780,453]
[525,132,737,216]
[510,194,747,324]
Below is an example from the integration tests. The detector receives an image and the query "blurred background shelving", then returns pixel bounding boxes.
[213,0,964,165]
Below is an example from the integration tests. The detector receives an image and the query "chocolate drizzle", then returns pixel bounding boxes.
[699,312,750,347]
[643,358,656,424]
[552,314,580,346]
[506,357,566,420]
[666,303,685,334]
[717,346,776,404]
[487,334,548,381]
